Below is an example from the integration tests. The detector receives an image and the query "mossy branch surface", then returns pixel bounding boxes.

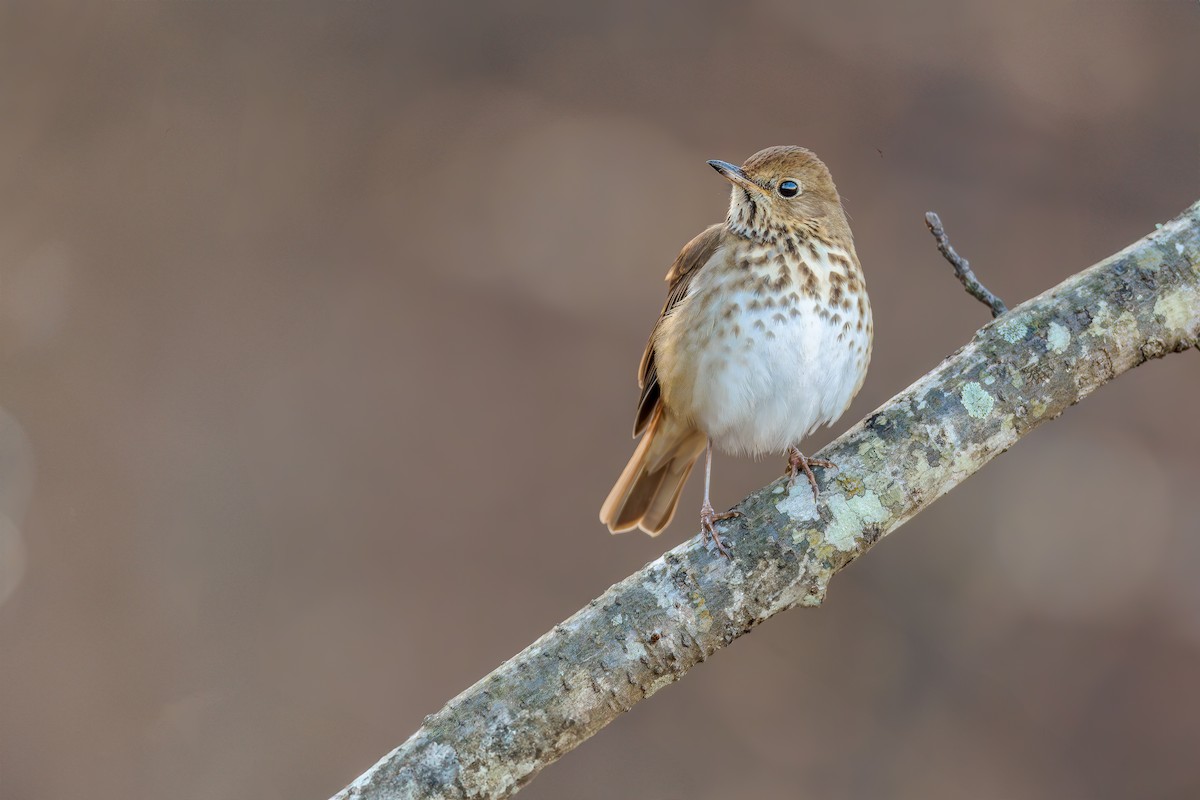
[334,201,1200,800]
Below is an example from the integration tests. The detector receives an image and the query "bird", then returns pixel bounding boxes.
[599,146,872,556]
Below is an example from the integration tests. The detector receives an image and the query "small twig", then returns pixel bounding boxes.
[925,211,1008,318]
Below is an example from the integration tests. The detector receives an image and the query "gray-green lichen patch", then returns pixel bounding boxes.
[775,484,819,522]
[855,438,887,471]
[880,482,907,510]
[1084,301,1139,345]
[1154,289,1197,332]
[824,492,889,551]
[960,381,995,418]
[997,317,1028,343]
[1112,311,1140,345]
[1047,321,1070,353]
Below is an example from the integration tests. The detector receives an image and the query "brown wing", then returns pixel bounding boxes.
[633,223,726,436]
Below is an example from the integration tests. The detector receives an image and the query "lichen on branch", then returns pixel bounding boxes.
[335,201,1200,800]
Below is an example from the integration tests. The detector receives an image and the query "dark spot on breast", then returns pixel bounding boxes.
[828,251,852,270]
[803,270,818,295]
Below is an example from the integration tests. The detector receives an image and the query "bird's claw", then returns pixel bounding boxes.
[785,448,837,501]
[700,501,740,558]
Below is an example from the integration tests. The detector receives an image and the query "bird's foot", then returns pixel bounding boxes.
[785,447,837,501]
[700,501,740,558]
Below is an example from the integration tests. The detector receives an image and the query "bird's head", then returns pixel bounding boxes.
[708,146,848,242]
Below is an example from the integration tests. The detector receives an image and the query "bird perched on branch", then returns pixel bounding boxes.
[600,146,872,556]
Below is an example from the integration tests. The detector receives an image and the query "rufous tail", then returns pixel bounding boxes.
[600,408,706,535]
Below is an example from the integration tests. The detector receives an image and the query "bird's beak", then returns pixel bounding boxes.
[708,159,763,195]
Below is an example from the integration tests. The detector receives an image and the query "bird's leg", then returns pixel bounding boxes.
[786,446,837,501]
[699,438,739,558]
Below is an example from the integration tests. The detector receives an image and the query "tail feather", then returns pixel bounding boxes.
[637,454,701,534]
[600,409,705,536]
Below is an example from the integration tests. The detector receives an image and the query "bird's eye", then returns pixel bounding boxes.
[778,179,801,198]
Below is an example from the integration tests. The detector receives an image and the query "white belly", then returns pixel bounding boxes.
[655,256,871,458]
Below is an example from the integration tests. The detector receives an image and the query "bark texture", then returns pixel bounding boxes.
[334,201,1200,800]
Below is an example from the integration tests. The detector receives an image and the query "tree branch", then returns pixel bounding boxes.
[334,201,1200,800]
[925,211,1009,317]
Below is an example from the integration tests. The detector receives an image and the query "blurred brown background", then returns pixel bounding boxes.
[2,2,1199,798]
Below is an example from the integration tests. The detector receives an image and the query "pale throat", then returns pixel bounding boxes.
[721,194,865,307]
[724,192,819,245]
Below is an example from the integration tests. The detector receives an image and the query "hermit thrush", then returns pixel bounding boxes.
[599,146,872,556]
